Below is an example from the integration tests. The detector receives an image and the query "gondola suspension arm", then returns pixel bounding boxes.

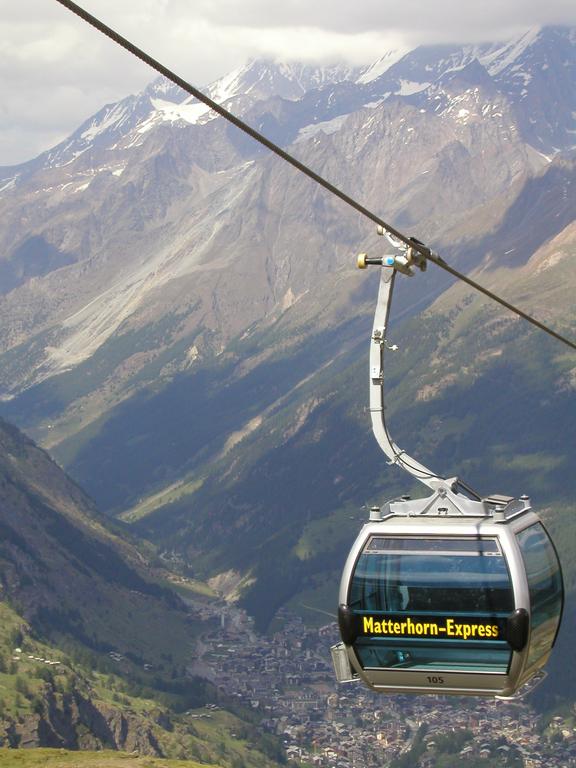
[360,236,452,491]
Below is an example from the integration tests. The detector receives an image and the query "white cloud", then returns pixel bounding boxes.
[169,19,405,66]
[0,0,575,164]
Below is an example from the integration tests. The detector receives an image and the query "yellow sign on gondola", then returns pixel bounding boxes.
[361,615,501,640]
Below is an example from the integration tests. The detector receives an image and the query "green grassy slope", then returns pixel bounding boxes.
[0,599,282,765]
[0,750,215,767]
[0,420,284,764]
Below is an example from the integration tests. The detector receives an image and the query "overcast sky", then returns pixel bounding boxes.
[1,0,576,166]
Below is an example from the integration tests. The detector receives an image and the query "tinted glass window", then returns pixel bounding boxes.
[350,537,514,613]
[349,536,513,673]
[354,641,510,673]
[517,523,563,670]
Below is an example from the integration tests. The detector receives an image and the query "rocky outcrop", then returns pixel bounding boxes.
[0,689,164,755]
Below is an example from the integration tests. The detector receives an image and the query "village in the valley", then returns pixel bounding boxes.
[186,597,576,768]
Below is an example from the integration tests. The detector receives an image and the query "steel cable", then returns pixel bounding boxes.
[54,0,576,352]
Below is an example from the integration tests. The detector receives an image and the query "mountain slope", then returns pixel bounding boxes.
[0,415,192,663]
[0,26,575,642]
[2,27,573,410]
[0,417,285,764]
[109,180,576,633]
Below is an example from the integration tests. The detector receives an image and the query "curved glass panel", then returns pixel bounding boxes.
[349,536,514,673]
[516,523,563,670]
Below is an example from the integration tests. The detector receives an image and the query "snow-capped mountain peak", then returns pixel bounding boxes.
[4,27,576,184]
[14,59,363,173]
[1,25,576,407]
[207,58,364,104]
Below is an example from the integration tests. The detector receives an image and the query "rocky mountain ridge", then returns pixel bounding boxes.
[1,27,572,406]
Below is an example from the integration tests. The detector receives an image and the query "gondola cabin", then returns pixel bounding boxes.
[332,492,563,697]
[331,248,564,698]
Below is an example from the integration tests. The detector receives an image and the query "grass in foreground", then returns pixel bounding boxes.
[0,748,219,767]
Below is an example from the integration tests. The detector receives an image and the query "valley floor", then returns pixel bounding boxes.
[186,595,576,768]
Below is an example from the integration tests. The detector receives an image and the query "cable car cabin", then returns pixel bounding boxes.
[332,492,563,698]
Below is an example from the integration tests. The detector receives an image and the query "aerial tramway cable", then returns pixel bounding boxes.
[54,0,576,353]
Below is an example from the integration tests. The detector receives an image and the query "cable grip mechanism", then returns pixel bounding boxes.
[357,227,427,276]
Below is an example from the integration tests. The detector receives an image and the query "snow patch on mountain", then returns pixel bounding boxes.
[138,98,212,132]
[295,114,351,142]
[210,62,257,102]
[0,176,17,195]
[397,80,431,96]
[81,103,133,142]
[71,181,91,194]
[480,27,542,76]
[357,48,412,84]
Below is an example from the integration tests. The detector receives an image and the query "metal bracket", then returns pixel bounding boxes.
[358,246,426,276]
[357,226,454,493]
